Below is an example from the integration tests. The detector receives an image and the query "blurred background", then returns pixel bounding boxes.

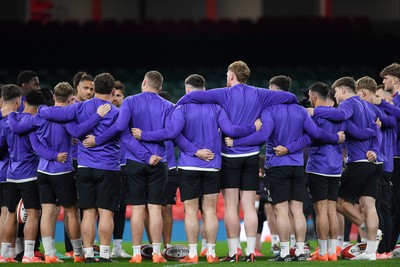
[0,0,400,101]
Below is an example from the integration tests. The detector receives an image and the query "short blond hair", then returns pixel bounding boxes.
[54,82,74,102]
[228,61,250,84]
[356,76,377,93]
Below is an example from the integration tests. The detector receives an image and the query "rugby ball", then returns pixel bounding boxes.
[16,199,27,224]
[392,244,400,258]
[164,244,189,261]
[140,244,153,259]
[341,243,366,259]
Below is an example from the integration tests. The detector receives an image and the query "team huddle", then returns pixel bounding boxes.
[0,60,399,263]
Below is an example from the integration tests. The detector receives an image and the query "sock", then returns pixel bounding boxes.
[10,247,15,258]
[365,240,376,254]
[295,242,305,256]
[280,242,290,257]
[271,234,279,246]
[237,237,242,250]
[201,239,207,251]
[42,236,54,256]
[358,223,367,232]
[16,238,24,255]
[246,237,256,255]
[318,239,327,256]
[100,245,110,259]
[337,235,344,248]
[165,244,171,249]
[133,245,141,256]
[84,247,94,258]
[328,239,337,255]
[188,243,197,258]
[113,239,122,250]
[52,239,57,255]
[24,240,36,258]
[227,237,238,257]
[71,239,83,256]
[361,237,367,243]
[290,234,296,247]
[152,243,161,255]
[1,242,11,258]
[206,243,216,257]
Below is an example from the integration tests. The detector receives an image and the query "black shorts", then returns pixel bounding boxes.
[339,162,382,200]
[166,168,179,205]
[7,180,41,213]
[37,172,77,207]
[221,154,259,191]
[77,168,121,212]
[266,166,307,205]
[307,173,340,203]
[125,160,167,206]
[178,169,220,202]
[0,182,7,207]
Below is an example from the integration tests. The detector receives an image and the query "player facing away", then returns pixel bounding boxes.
[176,61,299,262]
[308,77,383,260]
[38,73,121,263]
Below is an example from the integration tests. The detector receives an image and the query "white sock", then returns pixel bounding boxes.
[113,239,122,250]
[16,238,24,255]
[152,243,161,255]
[227,237,238,257]
[42,236,54,256]
[365,240,376,254]
[328,239,337,255]
[295,242,305,256]
[237,238,242,250]
[206,243,215,257]
[71,238,83,256]
[246,237,256,255]
[100,245,110,259]
[24,240,36,258]
[132,245,141,256]
[318,239,327,256]
[290,234,296,247]
[337,235,344,248]
[280,242,290,257]
[84,247,94,258]
[10,247,15,258]
[361,237,367,243]
[358,223,367,232]
[1,242,11,258]
[52,239,57,255]
[188,243,197,258]
[271,234,279,246]
[201,239,207,251]
[165,244,171,249]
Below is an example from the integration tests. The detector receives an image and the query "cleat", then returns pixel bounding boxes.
[254,249,264,257]
[34,251,45,261]
[219,253,238,262]
[98,257,115,262]
[336,246,341,257]
[179,255,198,263]
[328,253,338,261]
[386,252,392,259]
[112,248,132,258]
[22,256,45,263]
[129,254,142,263]
[206,255,219,263]
[242,253,255,262]
[84,257,97,263]
[292,253,307,261]
[307,253,328,261]
[0,256,18,263]
[269,255,291,262]
[200,248,208,256]
[271,244,280,258]
[376,253,388,260]
[65,251,74,258]
[74,255,85,263]
[45,255,64,263]
[152,253,167,263]
[351,252,376,261]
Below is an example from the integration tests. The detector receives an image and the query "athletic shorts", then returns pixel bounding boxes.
[221,154,259,191]
[77,168,121,212]
[178,169,220,202]
[7,180,41,213]
[37,172,77,207]
[125,160,167,206]
[339,162,382,200]
[166,168,179,205]
[266,166,307,205]
[307,173,340,203]
[0,182,7,207]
